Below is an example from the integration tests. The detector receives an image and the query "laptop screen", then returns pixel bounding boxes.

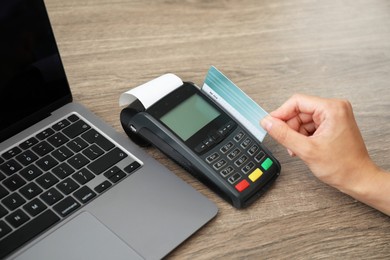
[0,0,72,142]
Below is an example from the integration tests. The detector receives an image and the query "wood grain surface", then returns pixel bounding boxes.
[45,0,390,258]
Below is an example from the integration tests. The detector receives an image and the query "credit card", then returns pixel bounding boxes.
[201,66,268,142]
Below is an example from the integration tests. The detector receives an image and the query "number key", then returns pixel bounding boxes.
[16,150,38,166]
[220,141,234,154]
[227,148,241,160]
[248,145,259,156]
[206,152,219,163]
[220,166,234,177]
[0,159,22,176]
[2,147,22,160]
[235,154,248,167]
[240,137,252,149]
[213,159,227,170]
[234,132,245,142]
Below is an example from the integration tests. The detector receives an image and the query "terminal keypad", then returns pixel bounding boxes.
[202,126,274,193]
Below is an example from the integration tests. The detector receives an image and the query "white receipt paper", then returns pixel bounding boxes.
[119,73,183,108]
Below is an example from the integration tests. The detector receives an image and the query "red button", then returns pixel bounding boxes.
[235,179,250,192]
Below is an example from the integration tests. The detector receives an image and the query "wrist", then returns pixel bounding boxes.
[337,158,380,198]
[350,168,382,199]
[340,162,390,216]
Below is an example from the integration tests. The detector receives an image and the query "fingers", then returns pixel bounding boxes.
[261,115,310,155]
[284,113,316,134]
[262,94,347,159]
[297,122,317,136]
[270,94,326,121]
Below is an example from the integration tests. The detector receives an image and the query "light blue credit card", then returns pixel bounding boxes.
[201,66,268,142]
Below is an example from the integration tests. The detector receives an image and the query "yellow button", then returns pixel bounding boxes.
[249,168,263,182]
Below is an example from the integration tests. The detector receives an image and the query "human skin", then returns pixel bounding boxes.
[261,94,390,216]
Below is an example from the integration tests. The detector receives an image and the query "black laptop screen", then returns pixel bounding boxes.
[0,0,72,142]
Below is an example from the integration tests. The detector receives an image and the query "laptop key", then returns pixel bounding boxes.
[40,187,64,206]
[15,150,38,166]
[32,141,54,157]
[88,147,127,175]
[0,210,60,259]
[19,182,43,200]
[2,193,26,211]
[103,166,120,179]
[53,196,80,217]
[20,164,43,181]
[0,220,11,239]
[19,137,39,150]
[6,209,30,228]
[2,147,22,160]
[72,168,95,185]
[36,154,58,171]
[51,146,74,162]
[0,159,22,176]
[0,204,8,218]
[82,129,115,151]
[62,119,90,139]
[23,198,47,217]
[52,162,75,179]
[56,178,80,195]
[67,137,88,153]
[124,161,141,174]
[94,180,112,193]
[73,186,96,204]
[109,170,126,183]
[36,128,55,140]
[36,172,59,190]
[47,132,69,148]
[0,184,10,199]
[67,154,89,170]
[3,175,26,191]
[82,144,104,160]
[52,118,71,131]
[67,114,79,122]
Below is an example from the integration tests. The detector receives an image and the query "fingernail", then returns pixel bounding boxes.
[287,148,295,157]
[261,116,273,131]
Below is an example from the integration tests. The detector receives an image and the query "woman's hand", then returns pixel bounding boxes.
[261,94,390,216]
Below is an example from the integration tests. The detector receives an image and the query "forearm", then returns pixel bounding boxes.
[343,167,390,216]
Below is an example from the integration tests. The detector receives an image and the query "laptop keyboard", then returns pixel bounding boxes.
[0,113,141,258]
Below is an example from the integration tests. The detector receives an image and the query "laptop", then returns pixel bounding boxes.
[0,0,218,259]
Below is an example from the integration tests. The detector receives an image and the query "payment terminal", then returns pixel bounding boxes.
[120,74,280,208]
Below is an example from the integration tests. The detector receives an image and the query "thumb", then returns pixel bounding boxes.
[261,115,308,153]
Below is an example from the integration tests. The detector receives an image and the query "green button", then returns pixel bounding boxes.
[261,158,273,170]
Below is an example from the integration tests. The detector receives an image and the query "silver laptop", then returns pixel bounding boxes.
[0,0,218,259]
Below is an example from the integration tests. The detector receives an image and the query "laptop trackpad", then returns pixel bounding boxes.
[15,211,143,260]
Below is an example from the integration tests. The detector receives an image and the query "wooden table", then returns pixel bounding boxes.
[46,0,390,258]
